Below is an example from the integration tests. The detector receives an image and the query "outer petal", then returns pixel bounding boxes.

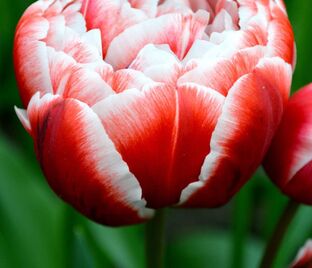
[263,84,312,204]
[180,57,292,206]
[93,84,178,208]
[14,16,52,106]
[169,83,224,205]
[93,82,224,208]
[267,12,295,65]
[23,93,153,226]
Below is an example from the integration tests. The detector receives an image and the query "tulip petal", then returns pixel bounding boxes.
[14,39,53,106]
[264,84,312,197]
[267,16,295,65]
[168,83,225,205]
[111,69,155,93]
[93,82,224,208]
[128,0,158,17]
[14,107,32,135]
[157,0,193,15]
[180,57,291,206]
[179,46,266,95]
[46,47,76,94]
[81,0,148,57]
[24,93,153,226]
[14,15,52,106]
[14,0,105,106]
[129,44,181,85]
[283,160,312,205]
[105,10,209,69]
[93,84,178,208]
[62,67,115,106]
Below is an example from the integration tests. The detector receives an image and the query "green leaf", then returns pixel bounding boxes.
[0,134,68,268]
[167,229,263,268]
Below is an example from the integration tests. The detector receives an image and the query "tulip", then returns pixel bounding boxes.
[290,240,312,268]
[14,0,295,226]
[264,84,312,205]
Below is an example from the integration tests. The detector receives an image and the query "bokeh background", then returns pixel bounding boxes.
[1,1,312,267]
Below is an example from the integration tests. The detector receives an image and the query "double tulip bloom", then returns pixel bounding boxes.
[14,0,295,226]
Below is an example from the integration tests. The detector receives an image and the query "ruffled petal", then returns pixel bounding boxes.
[81,0,148,57]
[14,0,104,106]
[179,46,266,95]
[129,44,181,85]
[105,10,209,69]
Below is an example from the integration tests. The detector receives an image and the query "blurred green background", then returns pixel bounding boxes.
[1,1,312,267]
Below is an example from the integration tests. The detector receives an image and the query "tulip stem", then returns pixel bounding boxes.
[259,199,300,268]
[145,209,166,268]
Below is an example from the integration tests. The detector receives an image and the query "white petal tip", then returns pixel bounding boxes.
[15,106,32,134]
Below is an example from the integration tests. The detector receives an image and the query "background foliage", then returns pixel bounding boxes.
[1,1,312,267]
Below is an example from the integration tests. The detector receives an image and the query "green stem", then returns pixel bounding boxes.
[145,209,166,268]
[259,199,300,268]
[231,188,252,268]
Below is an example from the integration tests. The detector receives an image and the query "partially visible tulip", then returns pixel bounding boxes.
[291,240,312,268]
[14,0,295,226]
[264,84,312,205]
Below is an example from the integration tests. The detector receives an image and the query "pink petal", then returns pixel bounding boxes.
[128,0,158,17]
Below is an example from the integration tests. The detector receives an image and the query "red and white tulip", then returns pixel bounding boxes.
[14,0,295,226]
[264,84,312,205]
